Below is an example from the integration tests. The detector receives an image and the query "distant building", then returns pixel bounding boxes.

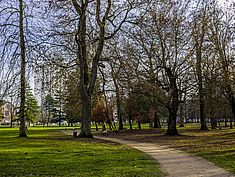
[0,101,15,124]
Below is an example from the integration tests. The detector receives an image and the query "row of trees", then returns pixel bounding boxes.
[0,0,234,137]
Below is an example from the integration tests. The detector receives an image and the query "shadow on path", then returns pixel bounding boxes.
[62,130,234,177]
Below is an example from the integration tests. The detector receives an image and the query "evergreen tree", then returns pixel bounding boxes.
[43,94,55,126]
[25,86,40,125]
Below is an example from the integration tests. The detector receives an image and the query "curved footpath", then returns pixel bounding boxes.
[95,136,234,177]
[62,131,234,177]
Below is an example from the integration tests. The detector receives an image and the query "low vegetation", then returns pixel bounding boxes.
[0,127,166,177]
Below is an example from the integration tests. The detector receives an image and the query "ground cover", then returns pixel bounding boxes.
[105,123,235,174]
[0,127,165,177]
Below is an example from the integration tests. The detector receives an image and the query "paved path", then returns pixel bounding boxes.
[62,130,234,177]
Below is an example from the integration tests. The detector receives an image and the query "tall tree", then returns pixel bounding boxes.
[19,0,27,137]
[70,0,134,138]
[192,1,209,130]
[107,52,124,130]
[148,0,192,135]
[208,2,235,128]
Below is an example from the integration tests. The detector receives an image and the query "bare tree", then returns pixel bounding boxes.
[191,1,210,130]
[70,0,134,138]
[0,0,29,136]
[208,2,235,128]
[18,0,27,137]
[147,0,193,135]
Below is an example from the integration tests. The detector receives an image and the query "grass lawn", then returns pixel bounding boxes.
[0,127,166,177]
[171,124,235,174]
[106,123,235,174]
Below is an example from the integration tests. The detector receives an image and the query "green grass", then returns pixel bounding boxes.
[0,127,165,177]
[108,123,235,174]
[175,125,235,174]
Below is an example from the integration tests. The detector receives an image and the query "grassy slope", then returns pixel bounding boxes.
[0,127,165,177]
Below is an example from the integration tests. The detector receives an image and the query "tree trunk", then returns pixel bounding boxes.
[229,94,234,129]
[116,88,123,130]
[197,50,208,130]
[149,122,153,128]
[108,121,112,130]
[10,107,13,128]
[178,103,184,127]
[199,92,208,130]
[100,68,116,131]
[211,118,216,129]
[193,14,208,131]
[153,111,161,128]
[165,68,179,136]
[78,89,93,138]
[102,122,106,131]
[19,0,27,137]
[72,0,114,138]
[230,117,233,129]
[95,121,98,131]
[47,110,50,127]
[111,74,123,130]
[233,95,235,127]
[166,110,179,136]
[137,120,141,129]
[129,113,132,130]
[73,1,93,138]
[166,92,179,136]
[59,113,61,127]
[225,118,228,127]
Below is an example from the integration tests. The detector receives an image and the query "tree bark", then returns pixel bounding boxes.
[19,0,27,137]
[137,120,141,129]
[10,106,13,128]
[231,95,235,129]
[225,87,234,129]
[72,1,93,138]
[153,111,161,128]
[211,118,216,129]
[128,113,132,130]
[178,103,184,127]
[198,52,207,130]
[100,68,116,131]
[78,87,93,138]
[116,88,123,130]
[95,121,99,131]
[193,11,208,131]
[47,109,50,127]
[72,0,112,138]
[209,14,234,129]
[196,48,208,130]
[165,68,179,136]
[166,110,179,136]
[225,118,228,127]
[111,67,123,130]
